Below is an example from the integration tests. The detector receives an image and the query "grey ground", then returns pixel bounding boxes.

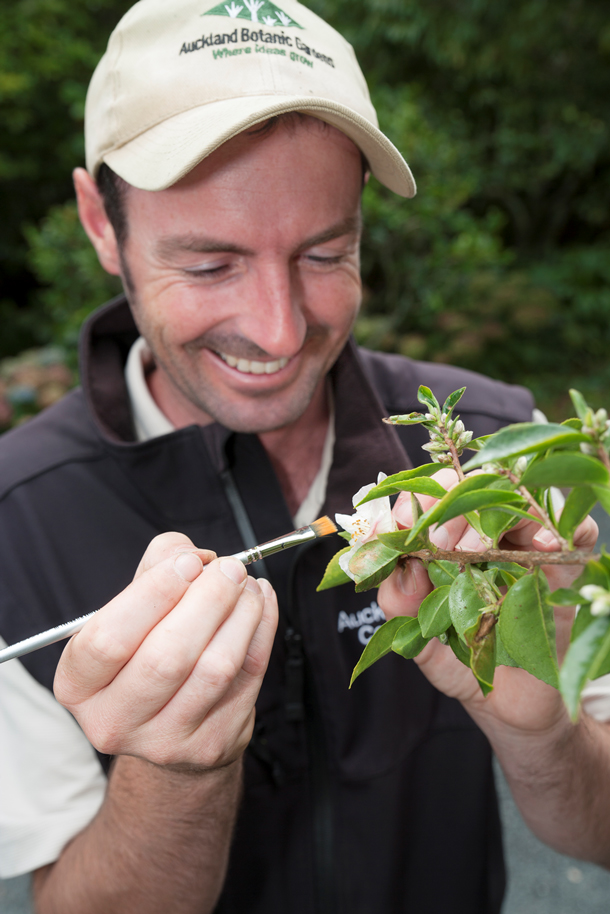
[2,507,610,913]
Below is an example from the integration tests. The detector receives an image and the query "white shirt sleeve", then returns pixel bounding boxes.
[0,637,107,878]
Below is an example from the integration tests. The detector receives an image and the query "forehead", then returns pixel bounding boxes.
[174,115,363,190]
[122,116,364,244]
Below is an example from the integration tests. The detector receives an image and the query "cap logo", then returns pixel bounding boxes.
[203,1,303,28]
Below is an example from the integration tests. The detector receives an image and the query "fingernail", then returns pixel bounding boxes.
[398,562,418,596]
[534,529,558,548]
[245,575,261,595]
[257,577,273,598]
[220,558,246,584]
[174,552,203,582]
[430,525,449,550]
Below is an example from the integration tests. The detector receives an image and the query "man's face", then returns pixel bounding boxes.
[120,119,363,434]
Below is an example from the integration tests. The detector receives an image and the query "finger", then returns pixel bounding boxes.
[133,532,216,580]
[158,575,273,732]
[378,558,433,620]
[55,550,205,704]
[392,467,461,528]
[97,558,254,727]
[560,514,598,551]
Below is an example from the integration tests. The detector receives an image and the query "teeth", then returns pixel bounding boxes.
[218,352,289,375]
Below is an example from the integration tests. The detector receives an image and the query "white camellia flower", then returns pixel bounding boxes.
[580,584,610,617]
[335,473,398,581]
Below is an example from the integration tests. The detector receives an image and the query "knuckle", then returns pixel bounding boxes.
[138,640,190,689]
[196,649,239,693]
[86,627,133,669]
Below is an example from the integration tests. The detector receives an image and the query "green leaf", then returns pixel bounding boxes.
[418,585,452,637]
[464,614,497,695]
[557,485,599,543]
[348,540,402,593]
[550,587,582,606]
[356,472,445,505]
[495,628,519,667]
[572,560,610,592]
[317,546,352,591]
[448,625,471,667]
[350,616,412,686]
[486,561,529,586]
[571,604,595,642]
[569,389,590,423]
[466,434,493,452]
[498,571,559,688]
[479,506,520,546]
[404,474,504,546]
[435,489,527,528]
[463,423,590,471]
[442,387,466,415]
[560,617,610,720]
[392,616,430,659]
[375,531,408,551]
[417,385,439,411]
[428,560,460,587]
[520,453,609,488]
[448,568,488,638]
[384,412,426,426]
[592,485,610,516]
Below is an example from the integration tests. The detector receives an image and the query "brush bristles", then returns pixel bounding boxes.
[309,516,338,538]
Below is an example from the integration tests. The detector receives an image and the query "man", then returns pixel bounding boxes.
[0,1,605,912]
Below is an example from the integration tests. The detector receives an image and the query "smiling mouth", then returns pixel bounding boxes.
[217,351,290,375]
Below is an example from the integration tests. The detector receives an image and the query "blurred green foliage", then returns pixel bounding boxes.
[1,0,609,418]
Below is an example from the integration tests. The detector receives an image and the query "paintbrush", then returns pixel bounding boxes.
[0,516,337,664]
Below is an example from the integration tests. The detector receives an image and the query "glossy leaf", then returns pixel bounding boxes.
[355,464,441,504]
[417,385,439,411]
[557,485,599,543]
[404,474,503,546]
[498,571,559,688]
[448,568,489,637]
[463,423,590,471]
[464,615,497,695]
[350,616,412,686]
[479,505,520,546]
[520,452,609,488]
[550,587,582,607]
[486,561,529,587]
[560,617,610,720]
[495,628,519,667]
[348,539,402,593]
[593,485,610,516]
[572,560,610,592]
[442,387,466,415]
[448,625,471,667]
[377,530,410,551]
[570,604,595,642]
[392,616,430,660]
[466,434,493,452]
[435,490,527,528]
[418,585,452,637]
[569,389,589,423]
[427,560,460,587]
[317,546,352,591]
[384,411,426,426]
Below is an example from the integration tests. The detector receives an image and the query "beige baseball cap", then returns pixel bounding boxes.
[86,0,416,197]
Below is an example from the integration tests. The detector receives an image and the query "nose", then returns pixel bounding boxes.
[239,259,307,359]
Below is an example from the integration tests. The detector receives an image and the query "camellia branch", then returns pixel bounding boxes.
[403,548,599,567]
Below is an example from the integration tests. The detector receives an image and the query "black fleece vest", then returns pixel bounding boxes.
[0,298,534,913]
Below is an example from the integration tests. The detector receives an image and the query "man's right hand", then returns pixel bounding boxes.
[53,532,278,771]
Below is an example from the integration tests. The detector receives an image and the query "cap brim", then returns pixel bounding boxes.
[103,95,416,198]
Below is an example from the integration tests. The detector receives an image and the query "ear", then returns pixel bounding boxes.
[73,167,122,276]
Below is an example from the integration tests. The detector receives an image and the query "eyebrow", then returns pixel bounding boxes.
[154,215,362,261]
